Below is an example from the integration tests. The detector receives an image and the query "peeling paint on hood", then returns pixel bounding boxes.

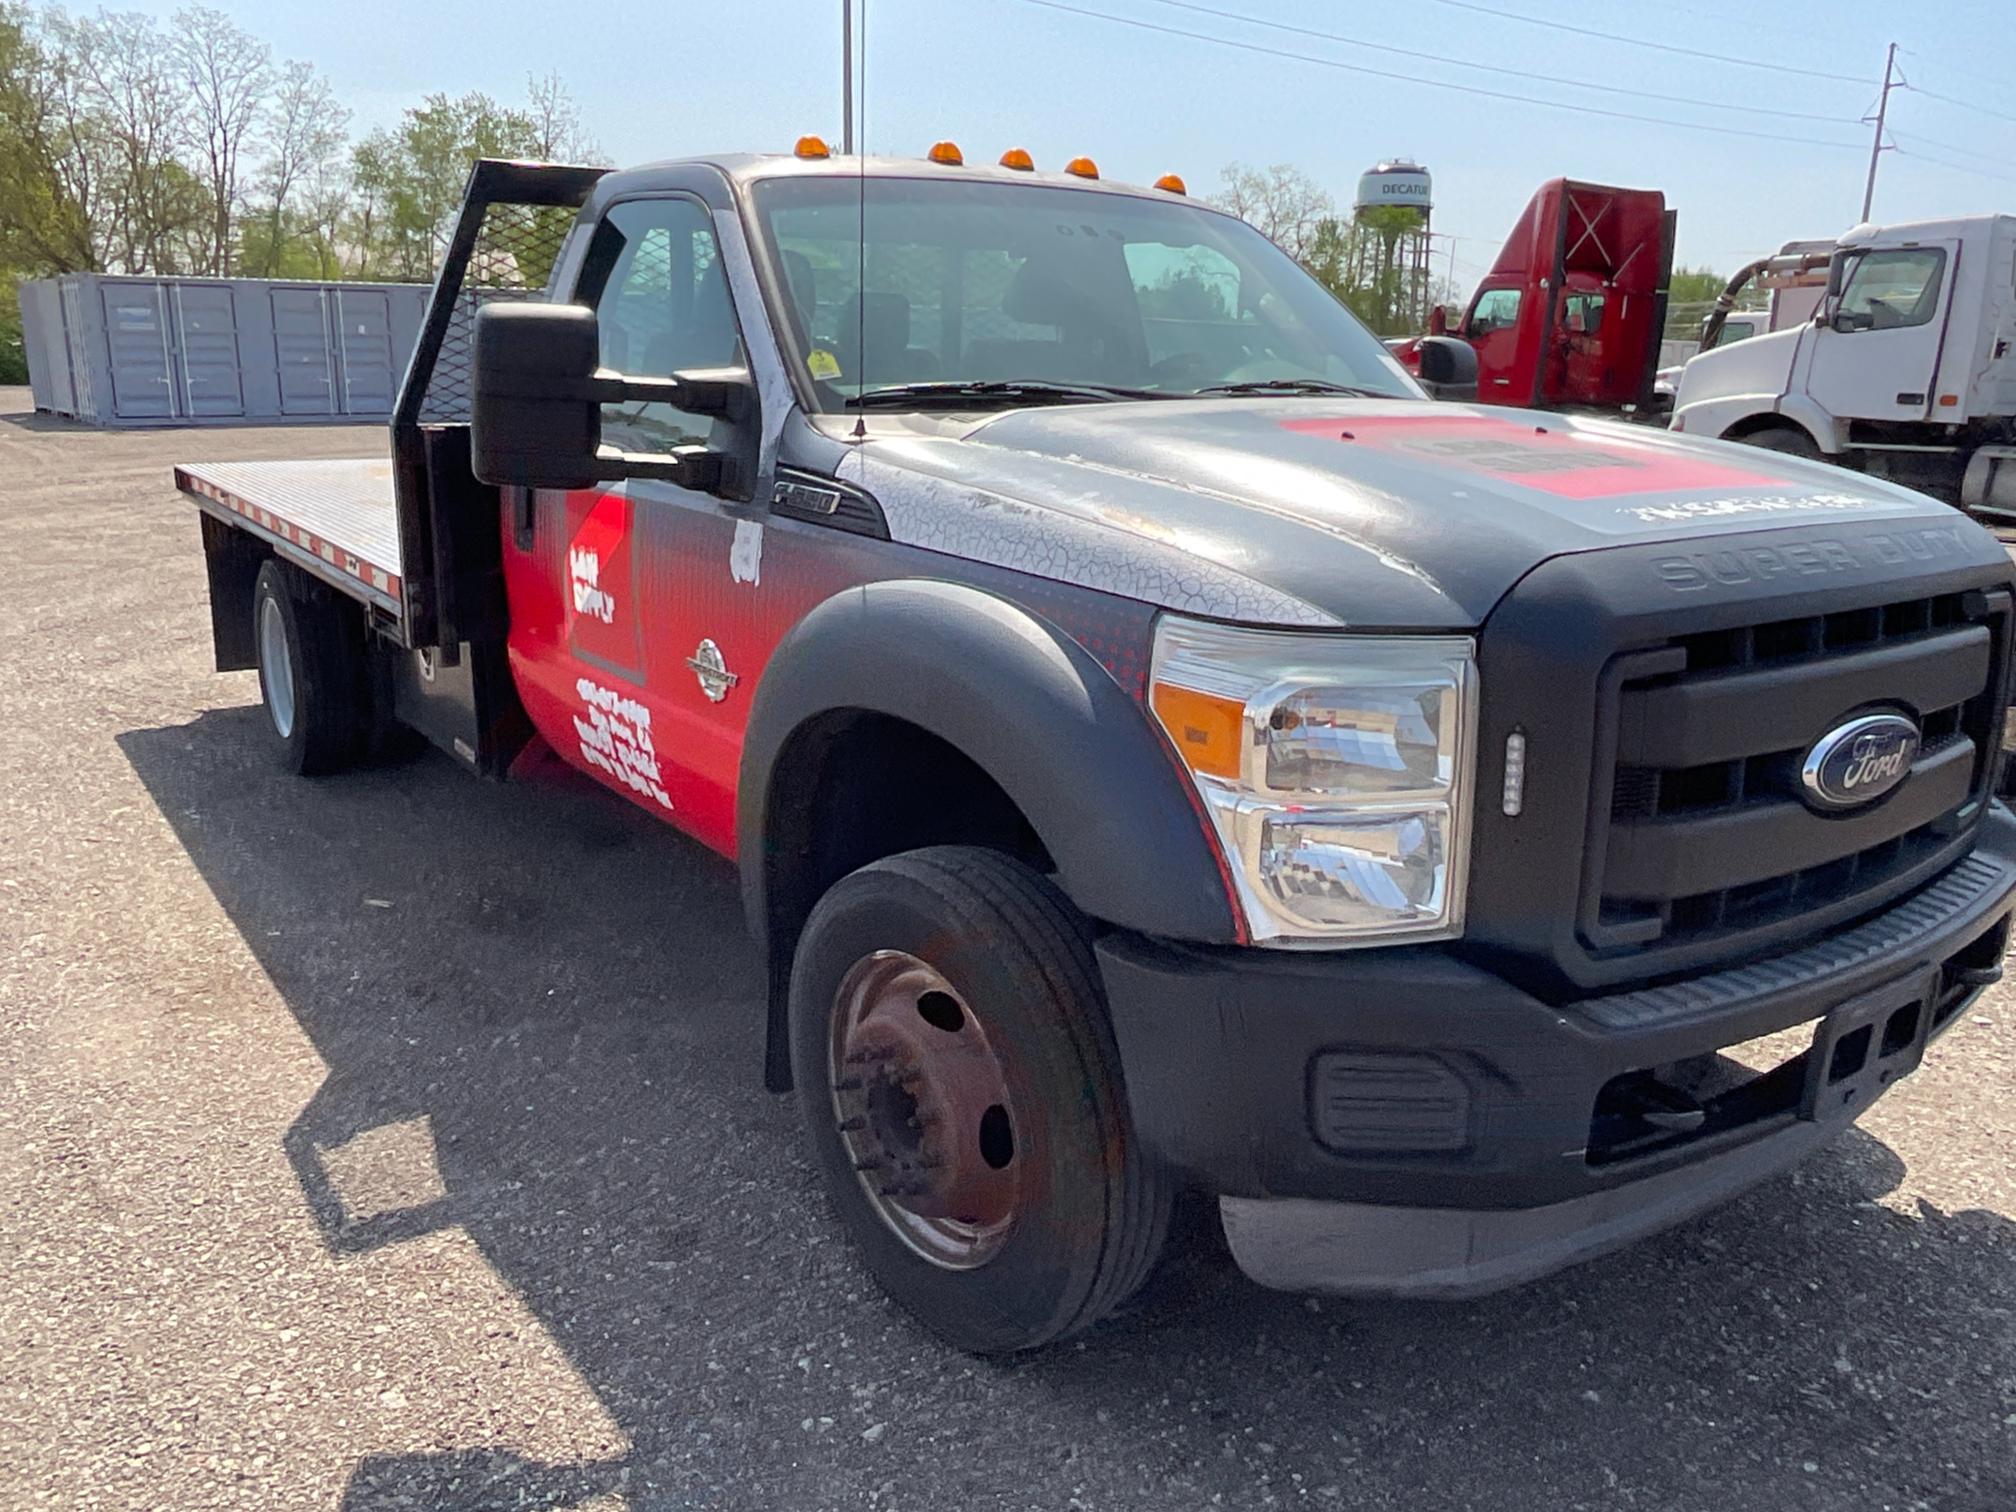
[858,397,1963,628]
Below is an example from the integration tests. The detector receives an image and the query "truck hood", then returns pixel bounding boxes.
[846,398,1960,628]
[1672,326,1802,419]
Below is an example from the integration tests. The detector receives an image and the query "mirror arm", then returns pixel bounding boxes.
[586,366,754,421]
[595,444,727,493]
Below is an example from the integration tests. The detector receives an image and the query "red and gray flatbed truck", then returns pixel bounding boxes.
[174,145,2016,1353]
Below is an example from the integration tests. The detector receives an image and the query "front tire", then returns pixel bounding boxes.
[252,560,371,775]
[789,846,1172,1352]
[1734,423,1825,461]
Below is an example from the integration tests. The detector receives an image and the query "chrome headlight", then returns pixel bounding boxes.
[1150,615,1477,946]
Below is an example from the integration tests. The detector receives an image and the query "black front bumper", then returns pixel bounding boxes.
[1099,808,2016,1233]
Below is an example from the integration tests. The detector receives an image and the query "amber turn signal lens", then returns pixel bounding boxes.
[927,140,964,165]
[1151,683,1245,782]
[1063,155,1099,179]
[1154,173,1187,195]
[794,134,831,159]
[999,147,1035,171]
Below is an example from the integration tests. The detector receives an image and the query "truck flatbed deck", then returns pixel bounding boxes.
[175,458,403,618]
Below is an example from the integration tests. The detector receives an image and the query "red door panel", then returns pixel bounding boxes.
[504,480,889,860]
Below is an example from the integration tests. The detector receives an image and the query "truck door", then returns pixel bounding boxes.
[1801,242,1958,422]
[504,193,765,855]
[1464,286,1524,401]
[1558,288,1608,405]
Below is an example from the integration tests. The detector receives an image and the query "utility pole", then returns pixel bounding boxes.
[1861,41,1897,223]
[842,0,855,155]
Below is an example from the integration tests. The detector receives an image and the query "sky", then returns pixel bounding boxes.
[119,0,2016,291]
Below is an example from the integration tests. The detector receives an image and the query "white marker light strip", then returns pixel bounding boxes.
[1502,730,1527,817]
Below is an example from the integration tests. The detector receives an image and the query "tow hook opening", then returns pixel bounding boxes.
[1588,1046,1809,1168]
[1588,911,2011,1167]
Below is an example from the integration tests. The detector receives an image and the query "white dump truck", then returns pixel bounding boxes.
[1672,216,2016,519]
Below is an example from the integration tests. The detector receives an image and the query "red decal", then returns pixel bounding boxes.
[1280,413,1783,499]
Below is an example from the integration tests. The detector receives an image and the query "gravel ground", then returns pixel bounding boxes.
[2,388,2013,1511]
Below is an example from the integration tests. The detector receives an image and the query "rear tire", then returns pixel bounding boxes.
[252,560,371,776]
[789,846,1173,1352]
[1734,423,1825,461]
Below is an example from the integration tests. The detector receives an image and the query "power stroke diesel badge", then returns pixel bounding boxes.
[1800,713,1920,812]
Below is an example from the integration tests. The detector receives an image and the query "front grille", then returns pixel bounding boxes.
[1581,588,2011,962]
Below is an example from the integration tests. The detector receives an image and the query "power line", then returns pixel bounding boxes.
[1005,0,1868,150]
[1418,0,1871,84]
[1893,143,2016,189]
[1891,129,2016,167]
[1901,82,2016,129]
[1136,0,1856,124]
[1898,48,2016,97]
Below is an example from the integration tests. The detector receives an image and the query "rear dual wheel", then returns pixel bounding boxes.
[252,559,372,776]
[790,846,1172,1353]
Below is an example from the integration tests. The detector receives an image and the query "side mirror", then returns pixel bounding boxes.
[471,302,757,498]
[1415,335,1479,402]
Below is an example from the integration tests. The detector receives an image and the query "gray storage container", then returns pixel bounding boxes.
[15,273,430,427]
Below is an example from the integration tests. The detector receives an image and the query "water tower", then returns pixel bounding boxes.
[1349,159,1434,335]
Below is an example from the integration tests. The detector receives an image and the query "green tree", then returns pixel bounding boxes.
[0,4,95,274]
[1667,263,1735,337]
[243,57,346,276]
[349,91,545,280]
[1213,165,1441,337]
[1209,161,1334,263]
[1669,264,1728,306]
[173,5,271,275]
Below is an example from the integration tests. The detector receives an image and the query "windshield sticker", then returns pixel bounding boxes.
[807,348,842,381]
[1279,413,1782,500]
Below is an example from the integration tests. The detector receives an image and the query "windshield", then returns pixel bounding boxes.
[750,174,1423,408]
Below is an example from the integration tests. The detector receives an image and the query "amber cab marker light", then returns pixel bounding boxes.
[1063,155,1099,179]
[927,140,964,166]
[794,134,831,159]
[1154,173,1187,195]
[999,146,1036,171]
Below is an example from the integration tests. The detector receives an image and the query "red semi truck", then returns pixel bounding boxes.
[1399,178,1675,414]
[172,149,2016,1352]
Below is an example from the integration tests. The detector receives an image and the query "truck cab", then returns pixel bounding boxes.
[1443,178,1674,412]
[175,147,2016,1354]
[1673,216,2016,511]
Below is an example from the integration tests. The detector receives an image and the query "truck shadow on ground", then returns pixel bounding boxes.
[121,706,2016,1511]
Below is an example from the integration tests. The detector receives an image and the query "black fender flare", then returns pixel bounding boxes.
[739,580,1241,1083]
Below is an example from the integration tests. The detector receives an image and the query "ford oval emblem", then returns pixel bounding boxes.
[1800,713,1920,812]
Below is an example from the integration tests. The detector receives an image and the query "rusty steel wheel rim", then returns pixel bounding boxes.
[828,950,1023,1269]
